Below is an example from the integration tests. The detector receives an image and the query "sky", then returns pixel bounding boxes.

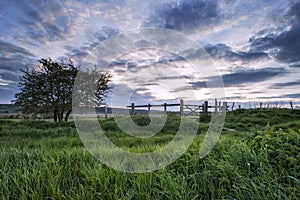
[0,0,299,107]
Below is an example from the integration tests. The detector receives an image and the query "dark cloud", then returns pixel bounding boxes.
[204,43,270,63]
[130,91,155,102]
[0,42,35,57]
[64,26,119,60]
[289,64,300,68]
[219,67,286,86]
[0,70,20,83]
[0,0,70,44]
[157,75,190,80]
[0,87,18,103]
[249,35,276,53]
[108,84,158,106]
[106,50,185,74]
[94,26,120,42]
[142,82,160,86]
[0,42,35,90]
[272,80,300,87]
[157,54,185,64]
[190,67,286,88]
[135,40,155,49]
[172,85,192,93]
[64,46,90,60]
[110,59,128,66]
[283,93,300,99]
[275,23,300,63]
[250,2,300,65]
[143,0,223,32]
[127,62,137,70]
[288,2,300,19]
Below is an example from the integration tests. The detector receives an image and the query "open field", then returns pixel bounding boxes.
[0,109,299,199]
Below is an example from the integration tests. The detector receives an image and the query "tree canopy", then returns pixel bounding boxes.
[14,58,111,122]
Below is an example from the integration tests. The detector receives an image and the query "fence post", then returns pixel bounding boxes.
[180,99,184,116]
[223,102,227,112]
[231,102,235,111]
[204,101,208,116]
[290,102,293,110]
[164,103,167,114]
[215,98,218,114]
[260,102,262,109]
[131,103,135,115]
[238,105,241,109]
[148,103,151,113]
[104,106,108,119]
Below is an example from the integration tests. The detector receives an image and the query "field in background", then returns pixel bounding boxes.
[0,109,299,199]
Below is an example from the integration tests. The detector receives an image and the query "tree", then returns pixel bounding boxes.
[73,69,112,109]
[14,58,111,122]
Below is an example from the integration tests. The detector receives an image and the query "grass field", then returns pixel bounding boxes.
[0,109,299,199]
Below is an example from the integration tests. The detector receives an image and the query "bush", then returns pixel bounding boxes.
[131,115,151,126]
[200,114,211,123]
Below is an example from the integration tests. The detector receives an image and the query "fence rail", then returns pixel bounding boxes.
[1,100,296,119]
[126,99,228,117]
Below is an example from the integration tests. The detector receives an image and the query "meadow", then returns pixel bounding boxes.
[0,108,299,199]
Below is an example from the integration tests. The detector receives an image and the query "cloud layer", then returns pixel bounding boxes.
[143,0,225,32]
[0,0,299,104]
[249,2,300,65]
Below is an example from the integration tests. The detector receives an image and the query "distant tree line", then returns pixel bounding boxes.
[14,58,111,122]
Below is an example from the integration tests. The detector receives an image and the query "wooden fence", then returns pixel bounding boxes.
[1,100,297,119]
[126,99,228,116]
[73,100,298,119]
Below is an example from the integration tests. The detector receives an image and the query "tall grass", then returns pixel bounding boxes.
[0,109,299,199]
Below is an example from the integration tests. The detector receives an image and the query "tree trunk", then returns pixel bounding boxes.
[65,109,72,121]
[60,111,64,121]
[58,110,64,122]
[54,109,58,122]
[57,111,61,122]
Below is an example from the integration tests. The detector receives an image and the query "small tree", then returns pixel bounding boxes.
[14,58,111,122]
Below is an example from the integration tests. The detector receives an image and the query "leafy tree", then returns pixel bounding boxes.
[73,69,112,109]
[14,58,111,122]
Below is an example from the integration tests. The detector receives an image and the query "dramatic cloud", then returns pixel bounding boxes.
[0,42,34,58]
[94,26,120,42]
[275,25,300,63]
[108,84,159,106]
[64,26,120,60]
[220,68,286,86]
[64,47,90,60]
[0,0,299,103]
[0,0,71,44]
[190,67,286,88]
[0,87,18,103]
[0,42,35,90]
[272,80,300,87]
[0,75,14,86]
[249,33,276,53]
[205,43,270,63]
[283,93,300,99]
[143,0,224,32]
[250,2,300,65]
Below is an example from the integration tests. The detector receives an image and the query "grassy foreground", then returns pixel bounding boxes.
[0,109,299,199]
